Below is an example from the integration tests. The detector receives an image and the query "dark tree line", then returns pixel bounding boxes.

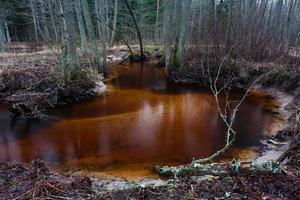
[1,0,299,78]
[163,0,300,72]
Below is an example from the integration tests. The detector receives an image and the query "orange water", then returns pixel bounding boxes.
[0,61,280,179]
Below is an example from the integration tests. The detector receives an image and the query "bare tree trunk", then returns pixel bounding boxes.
[97,0,108,76]
[105,0,110,42]
[155,0,160,43]
[95,0,102,39]
[57,0,66,38]
[0,1,7,46]
[39,0,50,41]
[81,0,100,70]
[4,21,11,43]
[46,0,58,41]
[29,0,39,43]
[0,22,6,47]
[110,0,118,46]
[163,0,174,74]
[124,0,144,60]
[176,0,192,66]
[74,0,88,54]
[284,0,296,51]
[95,17,134,58]
[62,0,79,75]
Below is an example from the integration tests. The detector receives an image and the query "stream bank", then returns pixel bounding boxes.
[0,44,299,199]
[0,47,106,121]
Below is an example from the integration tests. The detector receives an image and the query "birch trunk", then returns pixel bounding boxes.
[110,0,118,46]
[30,0,39,42]
[4,21,11,43]
[95,0,102,39]
[98,0,108,75]
[176,0,192,66]
[124,0,144,59]
[0,22,6,47]
[39,0,50,41]
[163,0,174,74]
[0,1,6,46]
[155,0,160,43]
[62,0,79,74]
[46,0,58,41]
[75,0,88,54]
[81,0,100,68]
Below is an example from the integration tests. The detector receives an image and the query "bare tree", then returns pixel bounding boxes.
[110,0,118,46]
[39,0,50,41]
[62,0,79,77]
[29,0,39,43]
[81,0,101,71]
[74,0,88,54]
[0,1,7,47]
[124,0,144,60]
[97,0,108,76]
[46,0,58,42]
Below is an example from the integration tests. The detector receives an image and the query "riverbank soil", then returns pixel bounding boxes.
[0,43,162,120]
[0,43,105,120]
[0,43,299,199]
[0,160,299,199]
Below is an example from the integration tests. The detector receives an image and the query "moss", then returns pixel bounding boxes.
[250,160,283,174]
[230,159,241,174]
[68,67,88,81]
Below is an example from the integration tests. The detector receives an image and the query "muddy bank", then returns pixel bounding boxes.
[0,48,106,120]
[0,44,163,120]
[162,52,300,167]
[1,160,299,199]
[0,45,299,199]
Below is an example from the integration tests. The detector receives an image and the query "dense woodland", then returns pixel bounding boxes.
[0,0,300,199]
[1,0,300,75]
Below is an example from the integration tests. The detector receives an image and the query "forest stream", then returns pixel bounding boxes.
[0,60,283,179]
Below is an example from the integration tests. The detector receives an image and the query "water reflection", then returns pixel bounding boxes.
[0,61,280,178]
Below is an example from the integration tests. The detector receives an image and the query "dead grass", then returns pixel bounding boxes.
[0,44,98,120]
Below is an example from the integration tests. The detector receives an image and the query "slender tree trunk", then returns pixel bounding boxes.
[81,0,101,69]
[74,0,88,54]
[163,0,174,74]
[0,22,6,47]
[39,0,50,41]
[176,0,192,66]
[29,0,39,43]
[105,0,110,41]
[110,0,118,46]
[97,0,108,75]
[4,21,11,43]
[155,0,160,43]
[284,0,295,51]
[124,0,144,60]
[58,0,66,38]
[0,1,7,46]
[95,0,102,39]
[46,0,58,41]
[62,0,79,75]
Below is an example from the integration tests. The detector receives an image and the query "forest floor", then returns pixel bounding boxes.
[0,43,106,121]
[0,43,299,199]
[0,43,163,120]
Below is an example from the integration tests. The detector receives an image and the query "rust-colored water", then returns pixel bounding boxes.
[0,61,281,179]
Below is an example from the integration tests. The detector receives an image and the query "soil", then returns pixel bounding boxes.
[1,160,299,199]
[0,43,299,199]
[0,44,106,121]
